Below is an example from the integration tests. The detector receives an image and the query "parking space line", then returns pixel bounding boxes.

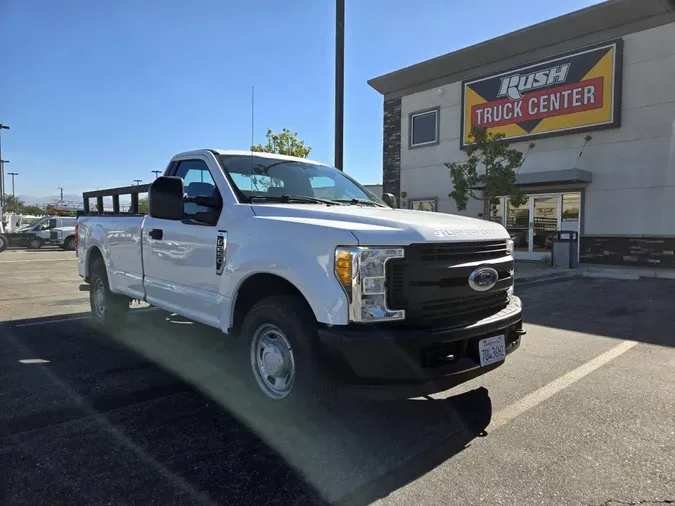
[489,339,638,431]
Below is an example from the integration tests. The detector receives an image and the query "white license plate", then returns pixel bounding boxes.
[478,335,506,367]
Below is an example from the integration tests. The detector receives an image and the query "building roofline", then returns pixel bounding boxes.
[368,0,675,98]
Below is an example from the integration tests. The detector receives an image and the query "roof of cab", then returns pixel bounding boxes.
[172,149,330,168]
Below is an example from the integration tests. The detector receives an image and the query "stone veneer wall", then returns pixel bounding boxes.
[580,236,675,267]
[382,97,401,207]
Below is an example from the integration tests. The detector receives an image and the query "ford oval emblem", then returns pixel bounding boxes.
[468,267,499,292]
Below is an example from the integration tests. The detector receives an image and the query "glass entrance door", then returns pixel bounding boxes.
[498,192,581,260]
[531,196,560,259]
[506,199,530,257]
[505,195,562,260]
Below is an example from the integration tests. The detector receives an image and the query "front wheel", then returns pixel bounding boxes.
[89,258,129,329]
[0,234,7,253]
[63,236,76,251]
[27,237,42,249]
[241,295,335,406]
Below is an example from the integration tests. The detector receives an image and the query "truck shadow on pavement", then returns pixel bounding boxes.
[519,277,675,348]
[0,310,492,505]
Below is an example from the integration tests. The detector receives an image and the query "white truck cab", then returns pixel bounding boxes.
[22,216,77,249]
[76,149,524,405]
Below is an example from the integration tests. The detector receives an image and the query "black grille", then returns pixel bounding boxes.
[410,292,509,324]
[50,231,59,240]
[406,240,508,263]
[386,241,512,328]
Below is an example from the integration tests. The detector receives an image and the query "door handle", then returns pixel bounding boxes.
[149,229,163,240]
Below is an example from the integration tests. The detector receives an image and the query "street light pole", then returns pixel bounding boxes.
[151,170,161,179]
[134,179,142,185]
[334,0,345,171]
[0,124,10,206]
[0,159,8,207]
[7,172,18,212]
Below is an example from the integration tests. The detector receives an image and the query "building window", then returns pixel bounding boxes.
[410,108,439,147]
[409,198,437,212]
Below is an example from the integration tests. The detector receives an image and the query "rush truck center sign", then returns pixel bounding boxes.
[461,40,622,148]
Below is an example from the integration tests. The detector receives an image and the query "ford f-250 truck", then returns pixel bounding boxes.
[77,150,524,404]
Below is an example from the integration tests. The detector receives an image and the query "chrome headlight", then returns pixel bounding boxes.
[335,246,405,322]
[506,238,514,256]
[56,231,63,239]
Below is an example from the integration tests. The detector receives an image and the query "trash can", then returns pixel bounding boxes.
[552,231,579,269]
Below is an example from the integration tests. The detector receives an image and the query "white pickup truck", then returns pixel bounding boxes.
[76,150,524,404]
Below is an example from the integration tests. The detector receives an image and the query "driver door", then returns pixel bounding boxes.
[35,218,57,239]
[143,158,224,327]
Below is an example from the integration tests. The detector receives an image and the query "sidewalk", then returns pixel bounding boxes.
[515,261,675,285]
[514,262,581,285]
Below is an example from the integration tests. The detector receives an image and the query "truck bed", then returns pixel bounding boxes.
[77,184,148,301]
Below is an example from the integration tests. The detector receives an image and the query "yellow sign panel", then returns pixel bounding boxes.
[461,39,622,148]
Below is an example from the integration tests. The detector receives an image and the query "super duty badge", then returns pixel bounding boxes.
[434,229,497,237]
[216,231,227,275]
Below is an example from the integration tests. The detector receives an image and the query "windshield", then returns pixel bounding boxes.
[217,154,385,205]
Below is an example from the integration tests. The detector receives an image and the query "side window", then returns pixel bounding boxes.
[38,219,57,231]
[175,160,221,225]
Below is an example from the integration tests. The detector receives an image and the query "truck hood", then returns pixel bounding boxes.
[251,204,509,245]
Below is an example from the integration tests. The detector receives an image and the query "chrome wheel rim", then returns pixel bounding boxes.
[0,236,5,249]
[250,324,295,399]
[93,279,106,319]
[30,239,40,248]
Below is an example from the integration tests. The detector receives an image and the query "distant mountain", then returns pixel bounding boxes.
[17,194,133,207]
[17,194,82,205]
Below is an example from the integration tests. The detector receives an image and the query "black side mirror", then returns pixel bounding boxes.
[149,176,184,220]
[381,193,398,209]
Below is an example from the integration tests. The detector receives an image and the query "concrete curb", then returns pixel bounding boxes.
[582,271,639,281]
[516,267,675,286]
[516,271,582,286]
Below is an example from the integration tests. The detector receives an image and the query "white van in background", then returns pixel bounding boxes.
[22,216,77,249]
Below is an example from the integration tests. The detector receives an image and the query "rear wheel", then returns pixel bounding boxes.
[63,236,76,251]
[89,258,129,329]
[0,234,7,253]
[241,294,335,407]
[27,237,41,249]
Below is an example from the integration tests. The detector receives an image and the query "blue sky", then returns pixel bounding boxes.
[2,0,601,198]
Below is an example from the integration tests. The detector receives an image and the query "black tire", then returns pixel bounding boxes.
[89,257,129,329]
[63,236,76,251]
[0,234,7,253]
[27,237,42,249]
[241,294,335,407]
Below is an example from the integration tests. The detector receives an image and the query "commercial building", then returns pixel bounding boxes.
[369,0,675,267]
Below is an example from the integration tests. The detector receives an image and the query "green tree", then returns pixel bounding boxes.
[248,128,312,192]
[2,194,25,213]
[251,128,311,158]
[446,126,533,212]
[22,205,45,216]
[138,197,149,214]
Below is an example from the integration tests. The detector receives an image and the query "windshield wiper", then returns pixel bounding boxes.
[331,198,385,207]
[249,195,340,205]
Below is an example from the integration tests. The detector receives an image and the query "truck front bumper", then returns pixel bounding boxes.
[318,296,523,394]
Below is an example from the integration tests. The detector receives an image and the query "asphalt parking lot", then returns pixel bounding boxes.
[1,249,674,505]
